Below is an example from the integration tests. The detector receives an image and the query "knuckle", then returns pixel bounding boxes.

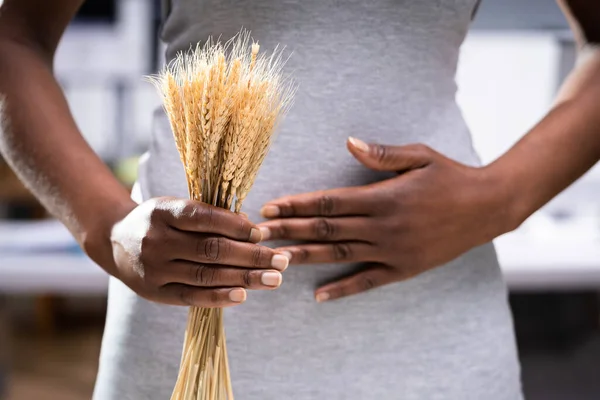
[194,205,216,230]
[332,243,352,261]
[272,222,289,239]
[367,193,394,216]
[279,203,296,217]
[179,286,193,306]
[201,237,222,261]
[314,218,335,240]
[335,286,347,299]
[242,270,253,287]
[209,290,221,305]
[384,216,405,236]
[372,144,389,164]
[384,191,403,211]
[317,195,335,217]
[413,143,432,154]
[296,247,310,263]
[139,234,161,264]
[137,255,152,276]
[140,235,154,257]
[237,217,249,239]
[251,246,265,267]
[148,205,166,223]
[159,228,177,251]
[143,265,163,286]
[195,264,216,286]
[360,275,377,291]
[139,230,178,267]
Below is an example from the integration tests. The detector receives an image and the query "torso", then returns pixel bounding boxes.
[93,1,523,399]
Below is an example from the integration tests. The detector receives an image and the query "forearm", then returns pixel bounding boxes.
[0,38,136,273]
[487,46,600,228]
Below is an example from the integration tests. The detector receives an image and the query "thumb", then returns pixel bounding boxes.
[347,137,433,172]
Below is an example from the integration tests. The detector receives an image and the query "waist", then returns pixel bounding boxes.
[139,99,479,202]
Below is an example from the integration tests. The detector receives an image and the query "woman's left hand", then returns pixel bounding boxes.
[258,138,517,302]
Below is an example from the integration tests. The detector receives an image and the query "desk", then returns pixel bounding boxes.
[497,234,600,291]
[1,218,599,295]
[0,254,108,295]
[0,220,109,295]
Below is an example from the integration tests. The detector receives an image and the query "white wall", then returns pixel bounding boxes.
[55,0,152,76]
[54,0,157,160]
[457,33,559,164]
[456,32,600,207]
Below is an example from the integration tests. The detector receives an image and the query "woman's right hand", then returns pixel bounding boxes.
[109,197,289,308]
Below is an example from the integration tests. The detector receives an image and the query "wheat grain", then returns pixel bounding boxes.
[148,29,295,400]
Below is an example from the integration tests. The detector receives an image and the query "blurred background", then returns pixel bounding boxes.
[1,0,600,399]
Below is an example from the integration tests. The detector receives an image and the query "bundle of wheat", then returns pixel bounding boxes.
[148,31,294,400]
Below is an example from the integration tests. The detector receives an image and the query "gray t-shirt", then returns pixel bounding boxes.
[93,1,523,399]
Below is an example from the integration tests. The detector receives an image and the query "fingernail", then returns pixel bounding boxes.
[280,250,293,262]
[271,254,289,270]
[316,292,330,303]
[249,228,262,243]
[261,205,280,218]
[229,288,246,303]
[261,271,282,287]
[259,226,271,241]
[348,137,370,152]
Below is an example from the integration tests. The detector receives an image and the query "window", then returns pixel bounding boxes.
[74,0,117,24]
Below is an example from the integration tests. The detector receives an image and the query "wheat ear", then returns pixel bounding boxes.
[147,29,295,400]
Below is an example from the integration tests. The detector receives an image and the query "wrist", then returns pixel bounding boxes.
[81,197,137,277]
[479,161,526,237]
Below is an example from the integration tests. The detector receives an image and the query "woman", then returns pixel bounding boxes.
[1,1,599,398]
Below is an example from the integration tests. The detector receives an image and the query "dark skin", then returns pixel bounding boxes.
[0,0,289,308]
[258,141,507,301]
[258,3,600,301]
[0,1,599,306]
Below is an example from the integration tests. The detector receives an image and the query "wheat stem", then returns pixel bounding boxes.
[148,29,295,400]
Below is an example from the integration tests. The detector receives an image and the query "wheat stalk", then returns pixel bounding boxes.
[148,30,294,400]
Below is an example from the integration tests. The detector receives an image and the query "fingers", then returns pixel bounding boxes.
[314,265,395,302]
[259,217,372,243]
[275,242,374,264]
[260,187,376,219]
[347,138,433,173]
[168,261,283,289]
[170,230,290,270]
[159,284,247,308]
[155,198,262,243]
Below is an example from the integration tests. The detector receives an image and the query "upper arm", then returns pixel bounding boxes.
[0,0,85,61]
[557,0,600,46]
